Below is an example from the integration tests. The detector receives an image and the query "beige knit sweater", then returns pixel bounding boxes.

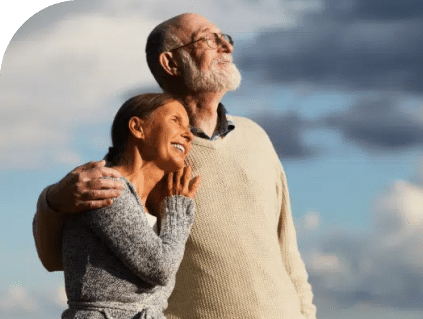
[165,116,316,319]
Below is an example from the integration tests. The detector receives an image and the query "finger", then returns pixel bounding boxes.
[77,160,106,172]
[86,178,125,190]
[187,175,201,198]
[76,198,115,212]
[182,166,191,193]
[84,166,123,180]
[174,168,184,194]
[167,172,174,195]
[80,189,122,201]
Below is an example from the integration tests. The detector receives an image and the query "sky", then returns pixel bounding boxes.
[1,0,423,318]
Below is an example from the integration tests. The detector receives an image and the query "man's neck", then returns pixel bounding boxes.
[182,91,226,138]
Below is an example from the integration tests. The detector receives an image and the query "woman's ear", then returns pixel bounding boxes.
[128,117,145,140]
[159,51,181,76]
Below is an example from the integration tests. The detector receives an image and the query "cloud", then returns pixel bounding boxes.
[238,0,423,94]
[322,96,423,150]
[304,166,423,311]
[253,111,317,158]
[373,180,423,243]
[307,249,346,274]
[51,285,68,308]
[86,0,324,33]
[246,95,423,157]
[1,10,159,169]
[346,0,423,21]
[0,284,69,319]
[0,285,40,313]
[296,211,321,234]
[304,211,320,231]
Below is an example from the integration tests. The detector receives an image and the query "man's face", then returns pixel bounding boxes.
[175,14,241,92]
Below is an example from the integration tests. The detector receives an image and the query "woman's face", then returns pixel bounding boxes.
[141,100,194,172]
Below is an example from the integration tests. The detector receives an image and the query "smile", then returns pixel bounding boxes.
[171,143,186,154]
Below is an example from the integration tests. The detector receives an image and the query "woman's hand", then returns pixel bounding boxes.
[145,166,200,218]
[167,166,201,199]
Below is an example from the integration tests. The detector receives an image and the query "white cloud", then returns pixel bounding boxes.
[307,249,346,273]
[0,285,40,313]
[373,180,423,244]
[304,211,320,230]
[0,13,159,169]
[303,162,423,311]
[51,285,68,308]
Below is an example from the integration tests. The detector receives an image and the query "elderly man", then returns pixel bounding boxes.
[33,13,316,319]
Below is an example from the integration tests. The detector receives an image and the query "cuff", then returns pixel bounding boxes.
[160,195,195,237]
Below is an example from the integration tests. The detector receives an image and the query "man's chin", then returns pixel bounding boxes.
[224,74,242,92]
[183,65,242,92]
[226,78,241,91]
[223,64,242,91]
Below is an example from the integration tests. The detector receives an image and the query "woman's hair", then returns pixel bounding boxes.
[105,93,178,166]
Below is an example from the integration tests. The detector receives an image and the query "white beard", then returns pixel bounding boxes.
[181,53,242,92]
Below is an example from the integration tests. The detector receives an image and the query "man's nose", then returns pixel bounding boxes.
[219,37,233,53]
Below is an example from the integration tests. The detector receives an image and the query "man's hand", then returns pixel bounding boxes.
[46,160,124,214]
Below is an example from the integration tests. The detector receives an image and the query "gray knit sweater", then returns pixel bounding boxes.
[61,177,195,319]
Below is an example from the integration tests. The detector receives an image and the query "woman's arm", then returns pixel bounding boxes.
[85,183,195,286]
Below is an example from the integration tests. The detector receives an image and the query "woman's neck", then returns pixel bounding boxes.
[113,150,164,207]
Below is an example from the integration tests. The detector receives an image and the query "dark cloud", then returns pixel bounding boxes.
[322,96,423,150]
[351,0,423,21]
[238,0,423,94]
[252,112,317,159]
[251,95,423,158]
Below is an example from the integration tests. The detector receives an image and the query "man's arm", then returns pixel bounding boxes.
[33,160,124,272]
[277,164,317,319]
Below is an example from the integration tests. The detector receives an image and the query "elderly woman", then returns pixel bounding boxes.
[61,93,200,319]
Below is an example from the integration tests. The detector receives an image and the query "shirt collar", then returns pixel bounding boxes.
[190,103,235,140]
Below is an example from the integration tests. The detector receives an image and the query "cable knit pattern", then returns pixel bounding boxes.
[61,177,195,319]
[165,116,316,319]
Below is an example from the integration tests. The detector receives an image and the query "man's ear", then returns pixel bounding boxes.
[159,52,181,76]
[128,117,145,140]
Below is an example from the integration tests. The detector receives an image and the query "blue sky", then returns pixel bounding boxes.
[1,1,423,318]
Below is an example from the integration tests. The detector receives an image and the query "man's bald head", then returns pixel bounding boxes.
[145,13,199,91]
[145,14,217,91]
[145,13,240,94]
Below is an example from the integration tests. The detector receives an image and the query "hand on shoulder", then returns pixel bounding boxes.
[46,160,125,214]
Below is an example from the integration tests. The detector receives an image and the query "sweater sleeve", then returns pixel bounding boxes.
[84,184,195,286]
[277,165,317,319]
[33,186,66,272]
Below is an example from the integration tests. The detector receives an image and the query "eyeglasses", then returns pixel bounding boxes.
[169,33,233,52]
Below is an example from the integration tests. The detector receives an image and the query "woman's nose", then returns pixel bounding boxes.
[184,126,194,142]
